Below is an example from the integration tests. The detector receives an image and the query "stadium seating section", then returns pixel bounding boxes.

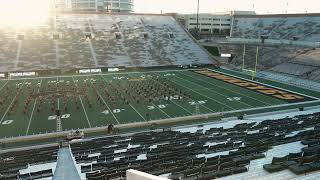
[0,14,212,72]
[67,112,320,180]
[231,15,320,41]
[218,14,320,86]
[1,12,320,180]
[219,44,320,82]
[257,71,320,92]
[0,146,58,179]
[1,112,320,179]
[220,44,302,69]
[263,141,320,175]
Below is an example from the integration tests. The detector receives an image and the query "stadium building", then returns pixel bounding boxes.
[182,11,256,37]
[1,5,320,180]
[54,0,134,12]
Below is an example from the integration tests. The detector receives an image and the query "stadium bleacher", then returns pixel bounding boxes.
[270,62,317,76]
[224,14,320,84]
[257,71,320,91]
[219,44,309,70]
[293,48,320,65]
[232,14,320,41]
[0,9,320,180]
[1,110,320,179]
[0,145,58,179]
[306,69,320,82]
[218,42,320,84]
[65,112,320,180]
[0,14,213,72]
[263,141,320,175]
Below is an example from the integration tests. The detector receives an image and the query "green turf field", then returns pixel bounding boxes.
[0,69,317,138]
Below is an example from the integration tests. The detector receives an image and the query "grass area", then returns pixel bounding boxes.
[203,46,220,56]
[0,69,315,139]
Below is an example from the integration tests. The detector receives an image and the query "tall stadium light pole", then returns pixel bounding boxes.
[196,0,200,31]
[95,0,98,12]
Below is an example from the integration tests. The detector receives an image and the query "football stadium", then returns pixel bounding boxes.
[1,1,320,180]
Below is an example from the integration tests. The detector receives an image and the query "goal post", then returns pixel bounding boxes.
[242,44,246,71]
[241,44,260,80]
[243,69,257,81]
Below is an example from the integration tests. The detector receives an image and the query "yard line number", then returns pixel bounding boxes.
[2,120,14,125]
[48,114,71,120]
[102,109,125,115]
[189,100,207,106]
[227,97,242,101]
[147,104,167,110]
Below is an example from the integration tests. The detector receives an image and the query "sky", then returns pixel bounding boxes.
[134,0,320,14]
[0,0,50,26]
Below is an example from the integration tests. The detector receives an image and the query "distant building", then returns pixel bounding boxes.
[53,0,134,13]
[53,0,71,10]
[182,11,256,37]
[105,0,133,12]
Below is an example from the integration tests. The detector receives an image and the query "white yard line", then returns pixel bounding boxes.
[100,74,147,122]
[71,76,92,128]
[152,103,171,118]
[0,81,25,124]
[79,97,91,128]
[181,71,272,106]
[79,96,91,128]
[26,103,37,136]
[26,79,42,135]
[149,75,216,113]
[87,76,120,125]
[175,73,254,108]
[125,72,173,119]
[129,104,146,121]
[160,79,215,113]
[169,77,235,111]
[141,73,193,115]
[0,81,9,92]
[170,100,193,115]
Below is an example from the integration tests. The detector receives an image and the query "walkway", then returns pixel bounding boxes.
[53,147,81,180]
